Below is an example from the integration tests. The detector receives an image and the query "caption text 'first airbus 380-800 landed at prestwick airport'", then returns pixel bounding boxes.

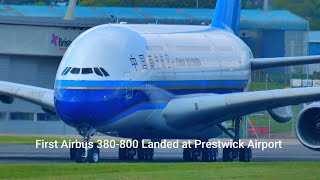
[1,0,320,163]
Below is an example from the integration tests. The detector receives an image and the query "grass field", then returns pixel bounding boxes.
[0,162,318,179]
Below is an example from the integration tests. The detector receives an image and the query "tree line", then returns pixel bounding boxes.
[1,0,319,30]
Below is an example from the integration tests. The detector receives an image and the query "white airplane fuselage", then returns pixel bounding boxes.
[54,24,252,139]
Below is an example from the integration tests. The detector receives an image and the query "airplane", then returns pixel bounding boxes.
[1,0,320,163]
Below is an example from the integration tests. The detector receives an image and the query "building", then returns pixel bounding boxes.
[308,32,320,75]
[0,5,309,134]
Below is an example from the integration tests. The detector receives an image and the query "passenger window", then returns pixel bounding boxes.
[94,68,103,77]
[63,67,72,76]
[70,68,80,74]
[81,68,93,74]
[100,68,110,77]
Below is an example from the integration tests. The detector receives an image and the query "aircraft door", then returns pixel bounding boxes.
[123,72,133,99]
[201,70,206,93]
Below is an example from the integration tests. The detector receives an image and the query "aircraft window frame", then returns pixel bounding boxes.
[70,68,81,74]
[81,68,93,75]
[62,67,72,76]
[100,68,110,77]
[61,67,69,76]
[65,67,72,75]
[94,68,103,77]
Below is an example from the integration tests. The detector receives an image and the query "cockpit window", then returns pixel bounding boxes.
[61,67,72,76]
[81,68,93,74]
[94,68,103,77]
[100,68,110,77]
[61,67,68,76]
[70,68,80,74]
[61,67,109,77]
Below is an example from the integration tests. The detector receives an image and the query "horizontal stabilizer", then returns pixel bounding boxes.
[251,56,320,70]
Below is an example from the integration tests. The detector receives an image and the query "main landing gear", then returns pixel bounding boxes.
[70,127,100,163]
[183,140,218,162]
[118,140,154,161]
[218,117,252,162]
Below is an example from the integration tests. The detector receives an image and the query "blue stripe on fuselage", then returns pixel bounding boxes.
[54,79,248,128]
[54,79,248,88]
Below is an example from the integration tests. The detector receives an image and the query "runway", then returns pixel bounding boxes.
[1,141,320,163]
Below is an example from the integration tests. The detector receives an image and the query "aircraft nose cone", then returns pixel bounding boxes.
[55,100,109,128]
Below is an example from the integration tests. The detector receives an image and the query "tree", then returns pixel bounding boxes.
[272,0,320,30]
[34,1,46,5]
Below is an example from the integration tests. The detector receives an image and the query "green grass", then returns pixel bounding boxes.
[0,135,81,145]
[0,162,318,179]
[249,82,289,91]
[246,82,302,134]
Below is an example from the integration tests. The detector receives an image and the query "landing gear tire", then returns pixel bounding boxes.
[75,148,86,163]
[119,147,136,161]
[88,147,100,163]
[146,148,154,161]
[202,148,218,162]
[137,147,145,161]
[222,147,233,162]
[119,147,126,161]
[239,146,252,162]
[183,148,192,161]
[70,147,76,160]
[137,147,154,161]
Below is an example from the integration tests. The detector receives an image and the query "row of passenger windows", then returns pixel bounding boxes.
[61,67,110,77]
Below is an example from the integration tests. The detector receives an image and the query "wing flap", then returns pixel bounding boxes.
[251,56,320,70]
[0,81,55,111]
[163,87,320,128]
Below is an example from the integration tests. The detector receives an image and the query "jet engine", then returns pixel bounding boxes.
[0,95,13,104]
[296,103,320,151]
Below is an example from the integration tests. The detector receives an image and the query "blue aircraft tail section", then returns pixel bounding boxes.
[211,0,241,35]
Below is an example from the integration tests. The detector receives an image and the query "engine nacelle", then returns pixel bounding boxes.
[0,95,14,104]
[296,103,320,151]
[268,106,293,123]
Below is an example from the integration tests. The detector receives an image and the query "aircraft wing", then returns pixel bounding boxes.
[163,87,320,128]
[251,55,320,70]
[0,81,55,112]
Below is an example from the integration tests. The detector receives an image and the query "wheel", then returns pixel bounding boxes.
[191,146,200,161]
[212,148,218,162]
[183,148,192,161]
[222,147,233,162]
[70,147,76,160]
[137,147,145,161]
[88,148,100,163]
[202,148,218,162]
[201,148,209,162]
[146,148,154,161]
[75,148,86,163]
[119,147,126,160]
[239,147,252,162]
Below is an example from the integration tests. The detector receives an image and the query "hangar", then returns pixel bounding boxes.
[0,5,309,133]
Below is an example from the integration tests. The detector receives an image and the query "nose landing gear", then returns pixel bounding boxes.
[70,127,100,163]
